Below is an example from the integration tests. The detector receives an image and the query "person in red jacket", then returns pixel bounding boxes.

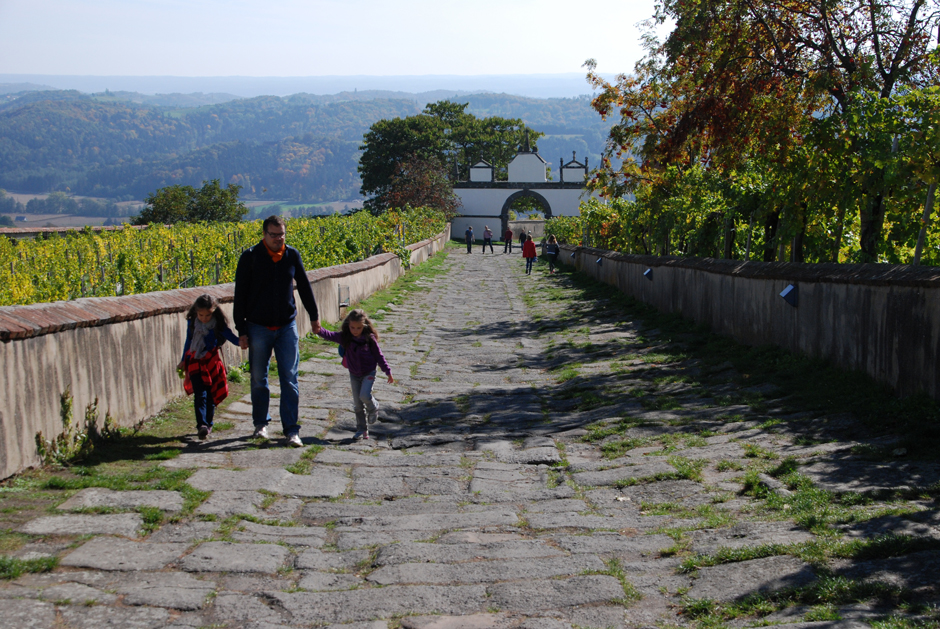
[503,227,514,253]
[522,234,537,275]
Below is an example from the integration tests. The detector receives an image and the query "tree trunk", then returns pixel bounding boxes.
[790,204,806,263]
[913,183,937,266]
[831,199,847,263]
[859,190,887,261]
[763,211,779,262]
[744,212,755,261]
[722,213,736,259]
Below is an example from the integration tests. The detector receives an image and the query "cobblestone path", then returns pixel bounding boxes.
[4,247,940,628]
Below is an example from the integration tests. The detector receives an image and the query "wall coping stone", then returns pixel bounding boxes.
[560,244,940,288]
[0,231,442,342]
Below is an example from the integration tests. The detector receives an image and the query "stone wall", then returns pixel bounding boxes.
[554,244,940,401]
[508,220,545,241]
[0,225,450,479]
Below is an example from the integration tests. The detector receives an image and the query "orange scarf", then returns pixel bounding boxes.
[265,242,285,263]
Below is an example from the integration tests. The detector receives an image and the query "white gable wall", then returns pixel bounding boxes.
[508,153,547,182]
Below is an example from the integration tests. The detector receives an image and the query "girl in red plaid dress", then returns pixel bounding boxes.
[178,294,240,440]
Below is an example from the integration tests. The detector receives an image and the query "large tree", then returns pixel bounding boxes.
[134,179,247,224]
[382,154,462,219]
[359,101,541,211]
[586,0,939,260]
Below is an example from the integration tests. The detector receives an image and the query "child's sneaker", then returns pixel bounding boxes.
[198,425,211,440]
[353,430,369,440]
[367,410,378,424]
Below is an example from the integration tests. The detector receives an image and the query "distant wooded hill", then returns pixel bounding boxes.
[0,88,608,203]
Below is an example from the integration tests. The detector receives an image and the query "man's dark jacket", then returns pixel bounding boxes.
[233,243,319,336]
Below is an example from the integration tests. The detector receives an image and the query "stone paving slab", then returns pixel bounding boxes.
[194,490,266,517]
[800,459,940,494]
[56,487,184,512]
[272,584,488,624]
[336,509,520,531]
[60,538,188,571]
[297,571,363,591]
[38,581,119,604]
[688,521,816,554]
[836,549,940,598]
[18,513,143,536]
[553,532,676,557]
[116,572,216,610]
[486,575,626,612]
[302,497,462,521]
[368,555,606,585]
[571,460,678,487]
[375,539,566,565]
[59,604,171,628]
[178,541,291,573]
[0,598,58,627]
[159,451,229,469]
[686,555,817,601]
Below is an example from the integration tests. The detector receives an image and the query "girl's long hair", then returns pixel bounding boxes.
[185,293,230,328]
[340,309,379,347]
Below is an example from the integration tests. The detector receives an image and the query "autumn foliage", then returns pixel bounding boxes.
[583,0,940,264]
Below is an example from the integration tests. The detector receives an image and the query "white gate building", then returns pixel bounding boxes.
[452,135,597,239]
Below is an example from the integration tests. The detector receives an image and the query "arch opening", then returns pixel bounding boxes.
[500,190,553,235]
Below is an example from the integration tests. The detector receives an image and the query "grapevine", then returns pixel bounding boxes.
[0,207,445,307]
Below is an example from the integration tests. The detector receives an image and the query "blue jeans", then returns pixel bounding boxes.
[248,321,300,436]
[525,257,534,273]
[191,376,214,430]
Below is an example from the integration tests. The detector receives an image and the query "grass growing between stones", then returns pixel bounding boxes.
[739,459,925,534]
[680,533,940,575]
[680,574,921,627]
[0,554,58,580]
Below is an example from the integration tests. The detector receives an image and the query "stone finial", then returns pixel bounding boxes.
[573,151,577,161]
[523,129,530,152]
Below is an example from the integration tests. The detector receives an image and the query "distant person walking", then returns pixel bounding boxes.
[234,215,320,448]
[517,230,526,252]
[481,226,494,253]
[316,309,393,441]
[503,227,514,253]
[178,294,240,440]
[465,226,474,253]
[545,235,560,275]
[522,234,537,275]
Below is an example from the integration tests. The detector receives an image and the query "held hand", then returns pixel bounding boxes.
[239,335,249,350]
[177,360,185,371]
[312,319,321,334]
[387,374,394,384]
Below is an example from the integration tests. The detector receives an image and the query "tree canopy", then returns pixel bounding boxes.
[358,101,542,211]
[133,179,247,225]
[585,0,940,263]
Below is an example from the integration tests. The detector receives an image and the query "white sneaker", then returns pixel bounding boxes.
[286,433,303,447]
[252,425,269,440]
[367,410,378,425]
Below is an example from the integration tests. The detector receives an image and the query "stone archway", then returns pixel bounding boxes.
[500,189,553,235]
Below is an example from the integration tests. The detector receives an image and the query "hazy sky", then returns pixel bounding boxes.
[0,0,661,77]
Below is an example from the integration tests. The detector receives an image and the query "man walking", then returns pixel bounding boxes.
[465,226,474,253]
[234,215,320,447]
[503,227,514,253]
